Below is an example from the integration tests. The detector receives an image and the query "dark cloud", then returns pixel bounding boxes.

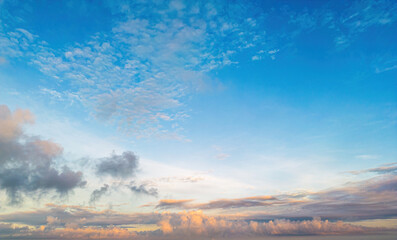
[0,105,86,204]
[90,184,110,204]
[96,151,138,178]
[129,182,158,197]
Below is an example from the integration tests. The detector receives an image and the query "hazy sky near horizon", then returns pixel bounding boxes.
[0,0,397,239]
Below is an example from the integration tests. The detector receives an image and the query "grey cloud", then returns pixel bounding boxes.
[152,195,279,210]
[154,199,193,209]
[0,105,86,204]
[96,151,138,178]
[195,195,277,209]
[89,184,110,204]
[129,182,158,197]
[151,195,289,211]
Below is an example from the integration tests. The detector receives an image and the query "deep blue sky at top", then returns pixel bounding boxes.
[0,0,396,187]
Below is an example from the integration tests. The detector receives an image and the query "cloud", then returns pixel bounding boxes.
[0,205,388,239]
[153,195,279,210]
[349,163,397,175]
[2,0,397,138]
[148,174,397,221]
[156,176,205,183]
[89,184,110,204]
[355,154,379,160]
[154,199,193,209]
[194,195,277,209]
[0,105,86,204]
[128,182,158,197]
[0,0,262,138]
[158,211,375,237]
[149,194,299,211]
[96,151,138,179]
[0,104,34,140]
[0,203,162,227]
[215,153,230,160]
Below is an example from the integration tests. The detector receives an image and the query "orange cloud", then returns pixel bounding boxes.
[0,205,392,239]
[157,211,377,237]
[0,105,34,140]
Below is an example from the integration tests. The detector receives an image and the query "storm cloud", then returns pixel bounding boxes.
[0,105,86,204]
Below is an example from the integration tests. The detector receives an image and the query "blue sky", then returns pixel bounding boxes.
[0,0,397,239]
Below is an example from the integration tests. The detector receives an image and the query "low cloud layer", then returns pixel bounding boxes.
[158,211,375,238]
[0,105,86,204]
[0,204,389,239]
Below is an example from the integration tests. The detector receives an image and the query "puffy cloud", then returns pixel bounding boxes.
[0,104,34,140]
[96,151,138,178]
[0,105,86,204]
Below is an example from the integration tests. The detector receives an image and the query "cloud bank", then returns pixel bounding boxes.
[0,204,388,240]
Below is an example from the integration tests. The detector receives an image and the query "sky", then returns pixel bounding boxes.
[0,0,396,239]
